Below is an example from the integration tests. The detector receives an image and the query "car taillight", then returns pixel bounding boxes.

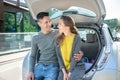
[98,45,111,70]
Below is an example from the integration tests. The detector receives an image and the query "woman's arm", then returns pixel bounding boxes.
[69,35,83,72]
[54,41,69,80]
[54,40,65,70]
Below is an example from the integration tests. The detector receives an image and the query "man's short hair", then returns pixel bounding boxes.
[36,12,49,21]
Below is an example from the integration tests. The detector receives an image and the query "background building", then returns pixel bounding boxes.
[0,0,37,32]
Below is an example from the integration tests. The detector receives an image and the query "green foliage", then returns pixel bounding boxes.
[117,20,120,32]
[18,12,37,32]
[104,19,120,32]
[23,12,37,32]
[24,22,37,32]
[4,12,16,32]
[4,11,37,32]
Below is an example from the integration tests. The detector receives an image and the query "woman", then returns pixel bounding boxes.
[55,16,85,80]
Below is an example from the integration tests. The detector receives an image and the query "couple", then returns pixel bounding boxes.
[27,12,85,80]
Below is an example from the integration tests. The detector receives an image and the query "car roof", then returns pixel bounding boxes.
[25,0,106,25]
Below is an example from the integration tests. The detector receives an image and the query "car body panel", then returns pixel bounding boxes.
[92,43,118,80]
[22,53,30,80]
[25,0,106,24]
[91,25,118,80]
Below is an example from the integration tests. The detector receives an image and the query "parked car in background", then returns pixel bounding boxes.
[116,32,120,41]
[22,0,120,80]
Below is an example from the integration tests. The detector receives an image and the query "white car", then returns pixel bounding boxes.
[22,0,120,80]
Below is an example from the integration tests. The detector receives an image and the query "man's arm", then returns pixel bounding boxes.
[27,36,38,80]
[29,36,38,72]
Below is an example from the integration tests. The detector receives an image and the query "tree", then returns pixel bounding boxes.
[23,12,37,32]
[117,19,120,32]
[4,12,16,32]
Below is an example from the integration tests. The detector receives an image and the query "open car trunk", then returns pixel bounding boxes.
[25,0,106,25]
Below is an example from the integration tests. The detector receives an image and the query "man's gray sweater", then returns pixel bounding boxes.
[29,30,58,72]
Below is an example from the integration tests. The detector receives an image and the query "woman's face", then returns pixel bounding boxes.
[58,19,65,33]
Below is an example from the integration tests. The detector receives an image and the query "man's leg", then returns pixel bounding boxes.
[44,64,59,80]
[34,64,44,80]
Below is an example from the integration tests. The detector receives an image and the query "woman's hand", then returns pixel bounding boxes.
[68,72,71,78]
[62,68,68,80]
[63,72,68,80]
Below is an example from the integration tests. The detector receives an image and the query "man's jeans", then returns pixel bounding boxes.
[34,64,59,80]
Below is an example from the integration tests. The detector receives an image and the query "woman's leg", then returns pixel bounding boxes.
[57,71,63,80]
[69,66,85,80]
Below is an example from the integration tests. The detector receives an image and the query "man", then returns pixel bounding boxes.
[27,12,83,80]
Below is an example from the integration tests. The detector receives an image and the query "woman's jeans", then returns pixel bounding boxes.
[34,64,59,80]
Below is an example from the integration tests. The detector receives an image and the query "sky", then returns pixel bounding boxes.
[103,0,120,20]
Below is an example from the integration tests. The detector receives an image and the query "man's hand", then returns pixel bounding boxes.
[74,51,83,61]
[27,72,34,80]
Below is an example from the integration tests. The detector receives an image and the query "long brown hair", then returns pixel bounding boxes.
[57,16,78,46]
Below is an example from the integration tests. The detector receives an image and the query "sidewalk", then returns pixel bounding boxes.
[0,60,23,80]
[0,51,28,80]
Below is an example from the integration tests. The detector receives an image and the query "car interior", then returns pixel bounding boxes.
[78,28,100,71]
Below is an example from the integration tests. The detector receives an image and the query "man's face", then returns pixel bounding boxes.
[38,16,52,32]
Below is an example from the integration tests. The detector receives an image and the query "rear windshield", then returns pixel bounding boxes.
[47,6,96,19]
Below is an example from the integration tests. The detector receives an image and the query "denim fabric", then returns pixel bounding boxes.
[34,64,59,80]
